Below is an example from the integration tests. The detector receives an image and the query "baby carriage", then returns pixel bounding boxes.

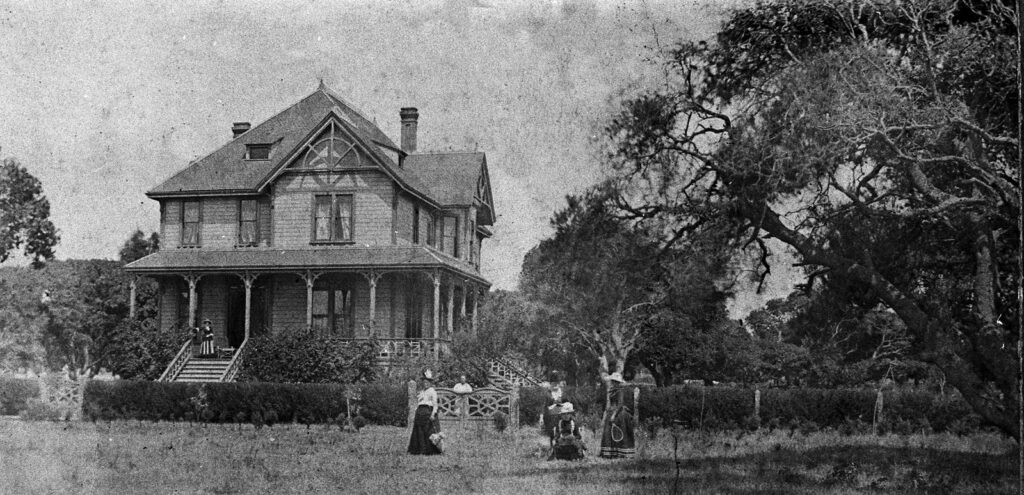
[549,402,585,461]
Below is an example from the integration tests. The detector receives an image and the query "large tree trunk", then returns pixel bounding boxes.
[741,200,1020,440]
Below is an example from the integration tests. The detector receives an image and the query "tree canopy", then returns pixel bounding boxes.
[602,0,1020,437]
[0,156,59,267]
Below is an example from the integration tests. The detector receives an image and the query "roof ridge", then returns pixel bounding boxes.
[318,86,383,134]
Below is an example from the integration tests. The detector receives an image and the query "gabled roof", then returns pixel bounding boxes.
[405,152,495,224]
[147,85,419,199]
[123,246,488,285]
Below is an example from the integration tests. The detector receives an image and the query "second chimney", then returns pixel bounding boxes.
[400,108,418,153]
[232,122,251,138]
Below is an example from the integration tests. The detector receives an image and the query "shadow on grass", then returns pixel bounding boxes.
[503,444,1017,495]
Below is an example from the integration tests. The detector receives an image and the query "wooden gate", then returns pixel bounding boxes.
[407,381,519,429]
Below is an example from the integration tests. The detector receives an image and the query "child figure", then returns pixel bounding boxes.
[549,402,585,461]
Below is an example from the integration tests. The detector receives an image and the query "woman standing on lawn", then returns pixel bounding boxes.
[408,369,441,455]
[599,372,635,459]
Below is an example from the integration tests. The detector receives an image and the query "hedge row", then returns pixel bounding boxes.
[0,377,40,415]
[518,386,982,434]
[83,380,407,426]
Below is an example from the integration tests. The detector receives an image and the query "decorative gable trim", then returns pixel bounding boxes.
[255,112,440,209]
[475,156,496,224]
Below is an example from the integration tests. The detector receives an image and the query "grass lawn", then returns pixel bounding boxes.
[0,418,1016,494]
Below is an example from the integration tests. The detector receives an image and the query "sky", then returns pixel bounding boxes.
[0,0,794,317]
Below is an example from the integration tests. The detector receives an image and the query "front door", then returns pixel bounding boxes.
[226,283,245,348]
[225,279,268,347]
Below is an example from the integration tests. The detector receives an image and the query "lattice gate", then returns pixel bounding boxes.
[407,381,519,430]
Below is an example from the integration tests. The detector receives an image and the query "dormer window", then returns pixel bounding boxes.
[246,144,272,160]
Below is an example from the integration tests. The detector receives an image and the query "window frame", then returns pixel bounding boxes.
[310,193,355,244]
[412,205,420,244]
[237,198,259,247]
[442,215,459,258]
[181,199,202,247]
[311,282,354,337]
[245,144,272,160]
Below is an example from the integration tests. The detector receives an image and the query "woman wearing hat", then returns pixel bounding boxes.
[550,402,585,461]
[600,372,635,459]
[408,369,442,455]
[200,319,215,358]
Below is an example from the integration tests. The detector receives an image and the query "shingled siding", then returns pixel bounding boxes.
[158,278,180,332]
[162,200,182,249]
[201,198,238,249]
[197,276,229,347]
[267,273,403,337]
[273,171,394,248]
[395,193,414,245]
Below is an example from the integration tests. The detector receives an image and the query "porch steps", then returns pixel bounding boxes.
[173,358,232,382]
[486,359,543,390]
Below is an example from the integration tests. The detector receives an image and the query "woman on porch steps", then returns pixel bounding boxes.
[200,319,215,358]
[408,370,441,455]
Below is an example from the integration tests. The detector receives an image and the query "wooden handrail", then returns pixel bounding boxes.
[159,338,193,382]
[221,337,249,382]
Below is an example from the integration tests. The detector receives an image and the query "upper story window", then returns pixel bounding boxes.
[426,214,436,247]
[302,133,362,169]
[412,206,420,244]
[312,194,353,243]
[181,200,201,247]
[246,144,272,160]
[443,215,459,258]
[238,199,258,246]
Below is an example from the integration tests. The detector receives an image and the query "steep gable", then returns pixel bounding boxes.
[404,152,495,225]
[147,85,417,199]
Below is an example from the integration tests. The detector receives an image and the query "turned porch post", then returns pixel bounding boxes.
[241,272,257,341]
[460,281,467,319]
[128,276,138,319]
[471,286,479,335]
[184,274,202,329]
[301,270,322,329]
[431,270,441,359]
[446,280,455,338]
[361,270,382,336]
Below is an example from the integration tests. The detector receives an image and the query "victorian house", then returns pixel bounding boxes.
[125,83,495,382]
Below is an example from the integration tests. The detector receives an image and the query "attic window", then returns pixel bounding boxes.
[246,144,272,160]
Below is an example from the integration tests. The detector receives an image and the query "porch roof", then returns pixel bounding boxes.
[124,246,489,285]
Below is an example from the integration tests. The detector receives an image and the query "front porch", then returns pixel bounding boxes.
[124,247,489,382]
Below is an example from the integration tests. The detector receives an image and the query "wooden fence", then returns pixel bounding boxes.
[407,380,519,429]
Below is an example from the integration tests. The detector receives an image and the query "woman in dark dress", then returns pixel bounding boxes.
[200,319,215,357]
[408,369,441,455]
[600,372,635,459]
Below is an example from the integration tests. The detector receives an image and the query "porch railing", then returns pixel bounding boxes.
[159,338,193,382]
[488,357,543,388]
[221,337,249,382]
[376,338,449,361]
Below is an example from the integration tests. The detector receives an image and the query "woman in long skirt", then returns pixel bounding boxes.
[200,319,215,357]
[600,372,635,459]
[408,369,441,455]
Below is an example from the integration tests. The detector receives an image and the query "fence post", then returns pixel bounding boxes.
[510,383,520,429]
[754,389,761,426]
[633,387,640,423]
[872,389,884,435]
[407,380,417,432]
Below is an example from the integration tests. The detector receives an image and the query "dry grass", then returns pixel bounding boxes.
[0,418,1015,494]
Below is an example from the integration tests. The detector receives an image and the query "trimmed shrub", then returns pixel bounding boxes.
[0,377,40,415]
[355,383,407,427]
[239,331,378,383]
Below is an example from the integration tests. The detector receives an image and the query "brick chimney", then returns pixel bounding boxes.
[400,108,418,153]
[232,122,251,138]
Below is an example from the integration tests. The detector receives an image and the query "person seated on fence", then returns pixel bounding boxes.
[453,375,473,394]
[549,402,585,461]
